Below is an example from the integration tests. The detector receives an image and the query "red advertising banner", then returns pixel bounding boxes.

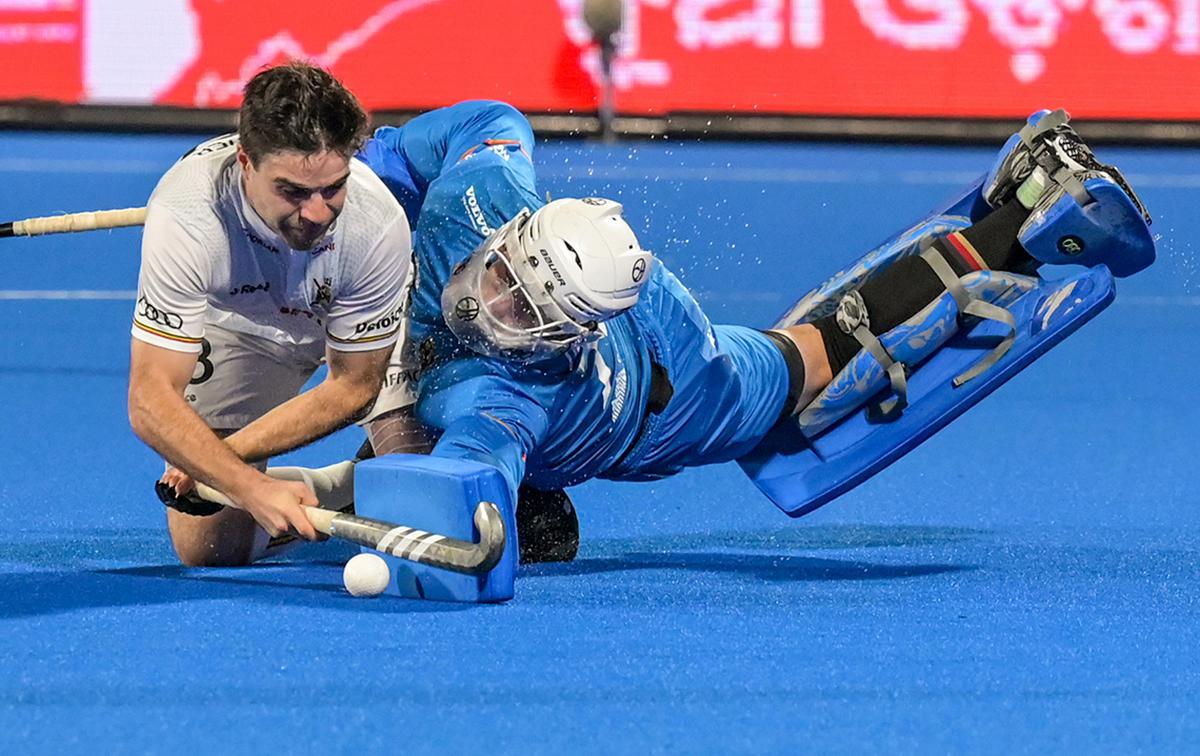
[2,0,1199,120]
[0,0,82,102]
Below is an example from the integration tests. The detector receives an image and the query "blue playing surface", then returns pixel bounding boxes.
[0,132,1197,753]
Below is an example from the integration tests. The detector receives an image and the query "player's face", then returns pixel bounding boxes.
[479,252,541,331]
[238,146,351,250]
[444,211,604,363]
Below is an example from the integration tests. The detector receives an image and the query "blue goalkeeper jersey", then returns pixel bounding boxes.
[417,263,791,499]
[361,100,790,499]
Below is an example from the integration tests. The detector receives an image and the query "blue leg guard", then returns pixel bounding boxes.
[796,264,1037,436]
[354,454,519,603]
[740,264,1113,516]
[775,193,981,326]
[736,108,1152,517]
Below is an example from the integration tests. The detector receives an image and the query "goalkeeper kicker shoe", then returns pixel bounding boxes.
[984,109,1154,277]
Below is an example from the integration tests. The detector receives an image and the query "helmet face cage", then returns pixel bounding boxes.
[443,213,597,363]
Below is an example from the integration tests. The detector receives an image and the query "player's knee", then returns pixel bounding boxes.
[168,527,257,567]
[171,541,254,568]
[166,507,261,567]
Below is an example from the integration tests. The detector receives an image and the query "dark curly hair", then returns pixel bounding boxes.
[238,61,370,166]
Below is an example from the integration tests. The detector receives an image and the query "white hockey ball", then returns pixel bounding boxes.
[343,552,391,597]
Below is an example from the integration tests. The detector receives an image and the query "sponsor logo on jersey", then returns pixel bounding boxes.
[229,281,270,296]
[312,277,333,308]
[244,229,282,254]
[611,367,628,422]
[462,185,493,236]
[279,306,321,323]
[181,135,236,161]
[383,367,420,388]
[352,303,404,337]
[310,239,335,257]
[137,296,183,330]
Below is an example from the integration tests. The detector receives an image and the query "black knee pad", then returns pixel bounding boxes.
[516,485,579,564]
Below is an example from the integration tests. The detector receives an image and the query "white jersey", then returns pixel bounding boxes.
[132,134,412,356]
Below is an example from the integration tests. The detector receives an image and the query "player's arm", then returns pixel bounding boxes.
[128,207,318,539]
[364,101,534,190]
[405,160,544,332]
[366,404,436,455]
[417,361,550,499]
[222,343,393,463]
[433,414,531,502]
[129,341,311,521]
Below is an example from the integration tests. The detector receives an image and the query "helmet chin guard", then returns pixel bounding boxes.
[443,198,652,362]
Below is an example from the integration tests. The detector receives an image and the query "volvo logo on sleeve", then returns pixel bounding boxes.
[137,296,183,330]
[454,296,480,321]
[631,258,647,282]
[462,185,493,236]
[581,197,607,206]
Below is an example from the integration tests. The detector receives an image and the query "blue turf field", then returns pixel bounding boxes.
[0,132,1197,753]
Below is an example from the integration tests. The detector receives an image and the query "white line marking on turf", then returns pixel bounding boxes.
[0,158,164,174]
[536,166,884,184]
[0,289,136,300]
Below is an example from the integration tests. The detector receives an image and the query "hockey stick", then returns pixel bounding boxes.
[0,207,147,237]
[183,461,507,576]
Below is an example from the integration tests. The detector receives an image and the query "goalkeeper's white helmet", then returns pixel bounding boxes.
[443,197,652,362]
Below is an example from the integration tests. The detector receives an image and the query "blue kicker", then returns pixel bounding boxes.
[354,454,519,603]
